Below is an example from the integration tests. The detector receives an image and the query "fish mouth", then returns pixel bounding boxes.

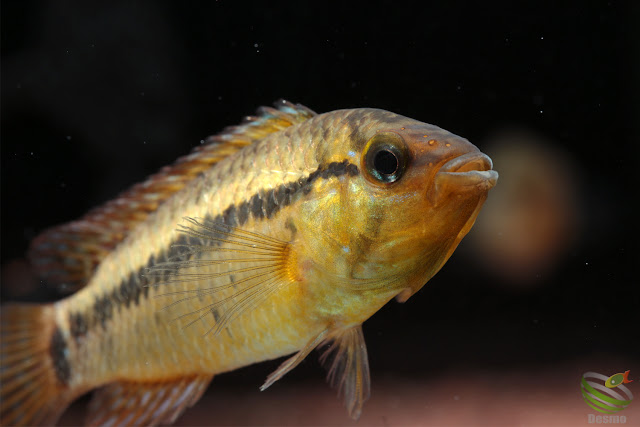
[428,152,499,204]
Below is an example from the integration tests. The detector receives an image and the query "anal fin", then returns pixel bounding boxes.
[86,375,213,426]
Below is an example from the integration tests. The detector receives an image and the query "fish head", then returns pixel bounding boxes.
[385,121,497,301]
[316,110,498,305]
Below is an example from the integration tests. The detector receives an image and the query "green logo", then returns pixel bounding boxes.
[581,371,634,414]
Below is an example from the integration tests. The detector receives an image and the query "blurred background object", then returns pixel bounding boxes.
[468,129,582,288]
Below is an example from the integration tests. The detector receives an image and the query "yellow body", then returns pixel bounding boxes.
[0,102,497,425]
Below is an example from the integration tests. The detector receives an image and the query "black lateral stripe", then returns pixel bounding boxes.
[50,327,71,385]
[69,269,145,342]
[68,160,359,339]
[69,312,88,340]
[221,159,358,227]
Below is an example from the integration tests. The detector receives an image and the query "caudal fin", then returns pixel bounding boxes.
[1,304,73,425]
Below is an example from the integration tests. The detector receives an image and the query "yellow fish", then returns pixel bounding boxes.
[0,100,498,425]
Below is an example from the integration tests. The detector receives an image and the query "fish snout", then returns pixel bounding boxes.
[428,152,498,205]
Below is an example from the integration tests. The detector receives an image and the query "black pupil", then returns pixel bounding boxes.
[374,149,398,175]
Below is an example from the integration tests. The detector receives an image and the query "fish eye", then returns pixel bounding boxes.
[374,150,398,175]
[362,132,409,184]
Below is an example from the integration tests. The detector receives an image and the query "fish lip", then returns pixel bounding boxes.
[439,152,494,174]
[428,152,498,204]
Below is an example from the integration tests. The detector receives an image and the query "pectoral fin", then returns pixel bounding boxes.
[319,325,371,420]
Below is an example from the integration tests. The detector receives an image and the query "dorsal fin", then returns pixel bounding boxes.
[28,100,316,294]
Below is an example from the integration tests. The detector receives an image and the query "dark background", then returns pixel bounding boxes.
[1,1,639,425]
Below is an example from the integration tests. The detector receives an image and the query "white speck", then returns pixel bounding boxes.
[342,246,350,253]
[200,139,205,145]
[348,150,356,157]
[540,36,544,40]
[254,43,258,47]
[30,152,34,156]
[585,262,589,266]
[457,85,462,90]
[539,110,543,114]
[143,140,147,145]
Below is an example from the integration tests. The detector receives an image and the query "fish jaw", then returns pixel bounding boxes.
[427,152,499,206]
[394,151,498,301]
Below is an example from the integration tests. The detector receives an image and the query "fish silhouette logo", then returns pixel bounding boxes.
[581,371,634,414]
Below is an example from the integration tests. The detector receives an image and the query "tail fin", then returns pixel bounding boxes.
[1,304,73,425]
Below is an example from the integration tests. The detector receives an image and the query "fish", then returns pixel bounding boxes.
[605,370,633,388]
[0,100,498,425]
